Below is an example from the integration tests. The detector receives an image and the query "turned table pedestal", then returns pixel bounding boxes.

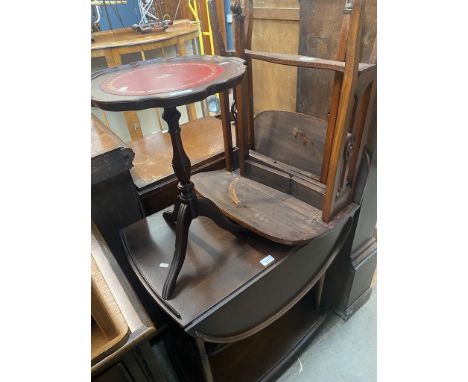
[91,55,246,299]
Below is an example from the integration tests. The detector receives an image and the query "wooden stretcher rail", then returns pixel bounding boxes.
[245,49,375,72]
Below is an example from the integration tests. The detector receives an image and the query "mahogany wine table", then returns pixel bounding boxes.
[91,55,246,300]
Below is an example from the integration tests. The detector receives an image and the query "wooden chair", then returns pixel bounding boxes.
[192,0,377,244]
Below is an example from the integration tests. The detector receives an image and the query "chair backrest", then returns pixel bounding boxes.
[254,110,326,175]
[230,0,376,222]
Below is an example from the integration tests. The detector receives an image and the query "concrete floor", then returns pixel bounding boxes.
[277,289,377,382]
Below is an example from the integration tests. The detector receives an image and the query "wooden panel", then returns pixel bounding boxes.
[253,7,300,21]
[193,170,337,245]
[243,160,325,209]
[91,115,135,185]
[254,110,327,175]
[249,150,321,182]
[129,116,235,189]
[93,363,133,382]
[251,0,300,114]
[244,160,291,194]
[254,0,299,7]
[91,257,130,365]
[209,297,324,381]
[296,0,377,119]
[91,224,157,376]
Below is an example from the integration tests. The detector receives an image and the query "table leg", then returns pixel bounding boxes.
[161,107,244,300]
[161,107,198,300]
[162,203,193,299]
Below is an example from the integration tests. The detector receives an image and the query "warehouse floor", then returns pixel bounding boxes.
[278,288,377,382]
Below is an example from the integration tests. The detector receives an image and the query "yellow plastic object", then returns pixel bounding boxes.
[188,0,215,55]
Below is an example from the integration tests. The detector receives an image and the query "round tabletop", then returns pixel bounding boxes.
[91,55,246,111]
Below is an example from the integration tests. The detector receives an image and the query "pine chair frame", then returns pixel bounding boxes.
[229,0,376,222]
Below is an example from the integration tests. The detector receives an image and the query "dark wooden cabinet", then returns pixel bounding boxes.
[91,115,144,272]
[323,105,377,319]
[94,363,133,382]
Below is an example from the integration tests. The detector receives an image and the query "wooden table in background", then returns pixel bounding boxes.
[92,20,200,140]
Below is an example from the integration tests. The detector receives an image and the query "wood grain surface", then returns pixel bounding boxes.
[91,115,135,185]
[91,114,128,158]
[254,110,327,175]
[122,209,291,327]
[122,204,356,334]
[193,170,346,245]
[91,257,130,365]
[91,56,246,111]
[247,50,374,72]
[129,116,235,189]
[250,25,299,114]
[91,20,198,51]
[91,224,157,376]
[296,0,377,119]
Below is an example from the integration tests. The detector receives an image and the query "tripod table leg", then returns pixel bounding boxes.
[197,197,245,234]
[162,203,193,300]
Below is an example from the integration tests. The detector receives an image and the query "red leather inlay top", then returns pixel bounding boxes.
[100,62,225,96]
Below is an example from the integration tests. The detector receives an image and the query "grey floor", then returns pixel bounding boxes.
[277,289,377,382]
[151,288,377,382]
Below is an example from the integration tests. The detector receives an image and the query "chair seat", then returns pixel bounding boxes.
[192,170,356,245]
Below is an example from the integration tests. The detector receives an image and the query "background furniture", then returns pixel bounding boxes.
[323,105,377,319]
[92,19,201,140]
[91,114,144,282]
[92,256,130,366]
[92,224,162,381]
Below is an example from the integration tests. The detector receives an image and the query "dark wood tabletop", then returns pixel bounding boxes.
[91,55,246,111]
